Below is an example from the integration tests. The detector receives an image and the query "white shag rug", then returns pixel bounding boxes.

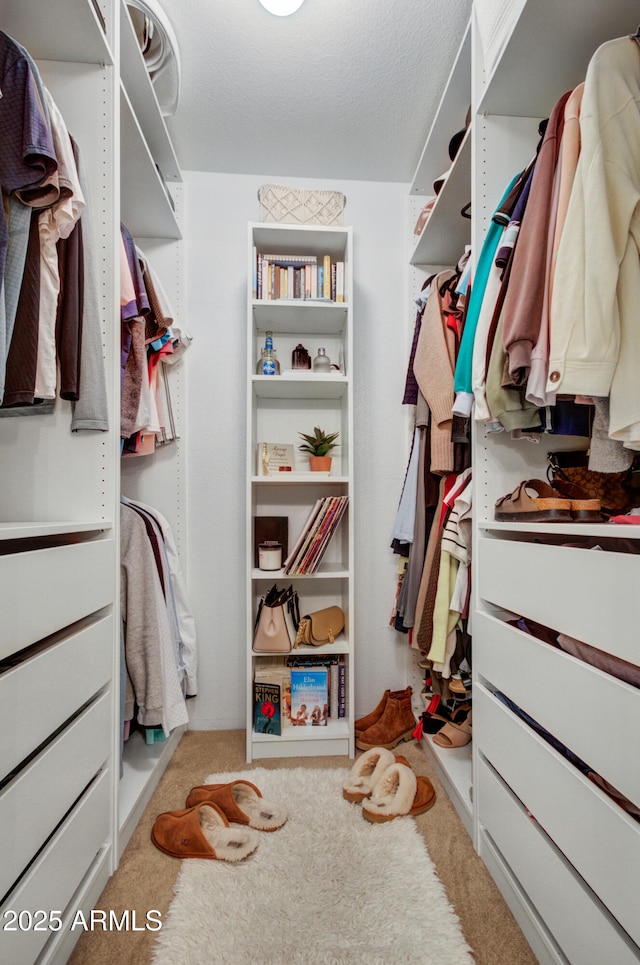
[151,767,475,965]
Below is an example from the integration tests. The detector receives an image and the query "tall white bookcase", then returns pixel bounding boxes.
[246,222,354,762]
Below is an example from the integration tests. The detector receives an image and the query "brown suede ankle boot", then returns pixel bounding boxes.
[354,686,412,738]
[355,691,417,751]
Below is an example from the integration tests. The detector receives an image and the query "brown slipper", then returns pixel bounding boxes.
[151,803,259,860]
[494,479,572,522]
[185,780,287,831]
[361,762,436,822]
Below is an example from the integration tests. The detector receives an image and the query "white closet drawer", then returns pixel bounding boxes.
[0,768,111,965]
[477,756,640,964]
[477,536,640,665]
[475,684,640,946]
[475,611,640,808]
[0,691,111,900]
[0,537,115,662]
[0,613,113,782]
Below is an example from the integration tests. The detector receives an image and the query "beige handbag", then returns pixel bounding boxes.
[253,584,299,653]
[295,605,344,647]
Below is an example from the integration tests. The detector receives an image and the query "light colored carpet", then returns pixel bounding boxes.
[68,731,538,965]
[151,766,475,965]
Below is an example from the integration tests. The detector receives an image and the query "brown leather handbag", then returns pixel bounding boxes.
[295,605,344,647]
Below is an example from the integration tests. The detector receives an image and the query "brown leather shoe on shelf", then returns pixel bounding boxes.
[356,691,417,751]
[494,479,572,522]
[354,686,412,738]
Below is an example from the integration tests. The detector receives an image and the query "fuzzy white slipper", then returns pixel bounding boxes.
[361,762,418,823]
[342,747,396,802]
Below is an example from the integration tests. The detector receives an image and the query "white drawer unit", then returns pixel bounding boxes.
[476,756,640,965]
[474,610,640,808]
[0,691,111,901]
[0,769,111,965]
[475,685,640,950]
[0,613,113,781]
[477,536,640,666]
[0,538,116,662]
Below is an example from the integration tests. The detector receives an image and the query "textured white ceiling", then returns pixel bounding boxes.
[163,0,472,182]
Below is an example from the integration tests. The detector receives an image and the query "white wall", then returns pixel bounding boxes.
[183,171,414,730]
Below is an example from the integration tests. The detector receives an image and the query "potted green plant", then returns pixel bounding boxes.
[298,426,340,472]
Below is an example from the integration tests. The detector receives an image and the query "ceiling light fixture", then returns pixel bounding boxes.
[258,0,305,15]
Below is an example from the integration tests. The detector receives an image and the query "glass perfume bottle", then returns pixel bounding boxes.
[312,347,331,373]
[256,331,280,375]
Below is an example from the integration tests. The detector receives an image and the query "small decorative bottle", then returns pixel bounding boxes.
[312,347,331,373]
[256,331,280,375]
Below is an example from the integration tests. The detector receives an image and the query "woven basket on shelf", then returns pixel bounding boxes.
[258,184,346,226]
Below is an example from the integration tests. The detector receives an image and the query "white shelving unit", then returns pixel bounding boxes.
[471,1,640,962]
[0,5,119,965]
[0,2,187,963]
[246,222,354,762]
[410,20,471,268]
[406,15,473,833]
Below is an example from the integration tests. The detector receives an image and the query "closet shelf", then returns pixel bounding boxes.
[2,0,112,65]
[478,519,640,539]
[410,20,471,196]
[410,130,471,266]
[251,564,349,580]
[252,301,348,335]
[120,85,182,240]
[477,0,639,117]
[251,474,349,484]
[0,520,111,541]
[120,0,182,183]
[252,375,347,400]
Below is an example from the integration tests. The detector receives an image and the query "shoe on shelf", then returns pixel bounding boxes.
[356,691,417,751]
[354,686,412,738]
[448,672,472,697]
[551,478,603,521]
[432,710,472,748]
[421,701,470,735]
[494,479,572,522]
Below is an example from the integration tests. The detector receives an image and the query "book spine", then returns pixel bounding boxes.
[336,262,345,302]
[252,246,258,300]
[323,255,331,299]
[331,262,337,301]
[330,660,339,719]
[338,659,346,718]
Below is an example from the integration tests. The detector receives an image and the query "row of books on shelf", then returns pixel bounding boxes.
[253,655,347,736]
[252,250,345,302]
[283,495,349,575]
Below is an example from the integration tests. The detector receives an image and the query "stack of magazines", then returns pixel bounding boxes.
[283,495,349,575]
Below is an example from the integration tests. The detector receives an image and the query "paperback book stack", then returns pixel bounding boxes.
[283,495,349,575]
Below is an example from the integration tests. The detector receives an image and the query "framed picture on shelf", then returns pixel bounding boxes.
[257,442,295,476]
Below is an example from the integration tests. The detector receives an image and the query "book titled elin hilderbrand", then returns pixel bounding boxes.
[289,668,329,727]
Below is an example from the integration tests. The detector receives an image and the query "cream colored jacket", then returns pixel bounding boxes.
[547,36,640,447]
